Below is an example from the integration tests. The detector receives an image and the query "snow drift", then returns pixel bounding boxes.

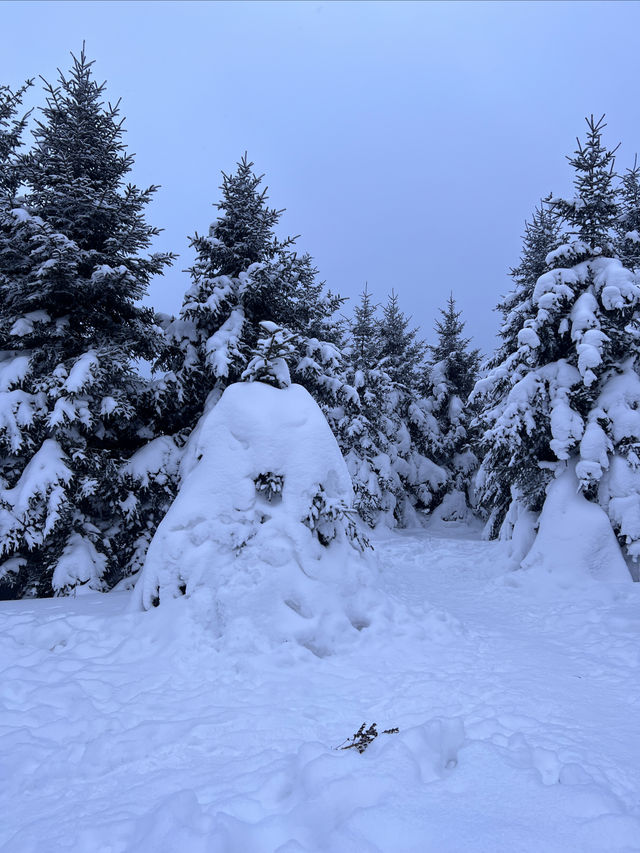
[521,464,630,589]
[135,382,383,654]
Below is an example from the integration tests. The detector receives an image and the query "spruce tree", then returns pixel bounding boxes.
[473,201,562,536]
[378,290,426,386]
[552,115,619,255]
[378,291,446,523]
[0,50,174,597]
[474,116,640,566]
[0,81,32,195]
[241,321,296,389]
[338,287,446,528]
[427,294,480,505]
[615,157,640,271]
[158,155,352,435]
[336,286,398,526]
[0,81,36,593]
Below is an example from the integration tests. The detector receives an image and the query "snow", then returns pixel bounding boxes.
[124,435,182,488]
[9,310,51,337]
[0,353,30,391]
[205,307,245,378]
[1,526,639,852]
[64,350,99,393]
[521,463,630,589]
[0,439,72,550]
[51,532,108,594]
[517,325,540,349]
[0,387,36,452]
[135,382,380,656]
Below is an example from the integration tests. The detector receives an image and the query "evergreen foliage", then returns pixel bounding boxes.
[337,286,398,526]
[378,290,426,387]
[0,80,32,196]
[474,116,640,564]
[241,321,296,389]
[473,201,562,535]
[338,287,447,528]
[0,50,174,598]
[615,157,640,271]
[552,115,619,255]
[426,294,480,501]
[157,155,351,434]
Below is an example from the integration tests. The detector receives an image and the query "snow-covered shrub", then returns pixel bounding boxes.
[241,321,296,389]
[520,463,630,588]
[135,382,380,655]
[303,484,370,552]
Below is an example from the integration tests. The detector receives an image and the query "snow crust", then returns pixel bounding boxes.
[135,382,381,655]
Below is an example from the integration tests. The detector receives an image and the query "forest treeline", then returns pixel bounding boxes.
[1,49,639,597]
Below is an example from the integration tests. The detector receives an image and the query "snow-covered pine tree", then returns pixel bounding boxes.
[0,80,37,594]
[336,286,398,526]
[337,287,446,528]
[377,291,447,523]
[615,157,640,271]
[426,293,480,512]
[472,201,562,537]
[239,321,370,553]
[0,49,174,598]
[157,155,353,435]
[474,116,640,568]
[0,80,32,195]
[378,290,426,387]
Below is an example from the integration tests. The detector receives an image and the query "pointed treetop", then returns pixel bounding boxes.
[0,80,33,195]
[350,284,380,370]
[378,289,426,384]
[553,114,619,253]
[430,292,480,399]
[202,154,284,278]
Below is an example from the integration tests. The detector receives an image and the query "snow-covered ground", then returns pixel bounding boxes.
[1,526,639,852]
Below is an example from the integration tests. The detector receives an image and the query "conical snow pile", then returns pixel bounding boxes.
[135,382,384,655]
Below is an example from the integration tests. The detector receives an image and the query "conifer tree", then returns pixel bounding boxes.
[378,290,426,386]
[338,287,446,528]
[427,294,480,504]
[0,80,45,594]
[474,116,640,566]
[0,50,174,597]
[336,287,398,526]
[0,81,32,195]
[615,158,640,271]
[472,201,562,536]
[158,156,352,435]
[552,115,619,255]
[378,291,446,522]
[241,321,296,389]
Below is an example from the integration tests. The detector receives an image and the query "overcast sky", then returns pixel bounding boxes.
[3,0,640,353]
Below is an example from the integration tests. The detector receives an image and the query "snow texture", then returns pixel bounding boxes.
[521,463,630,589]
[135,382,380,655]
[1,528,639,852]
[0,439,71,551]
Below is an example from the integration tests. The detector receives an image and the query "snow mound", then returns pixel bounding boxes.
[520,464,630,590]
[426,490,478,529]
[135,382,383,654]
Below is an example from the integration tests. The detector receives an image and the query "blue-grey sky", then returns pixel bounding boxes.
[2,0,640,353]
